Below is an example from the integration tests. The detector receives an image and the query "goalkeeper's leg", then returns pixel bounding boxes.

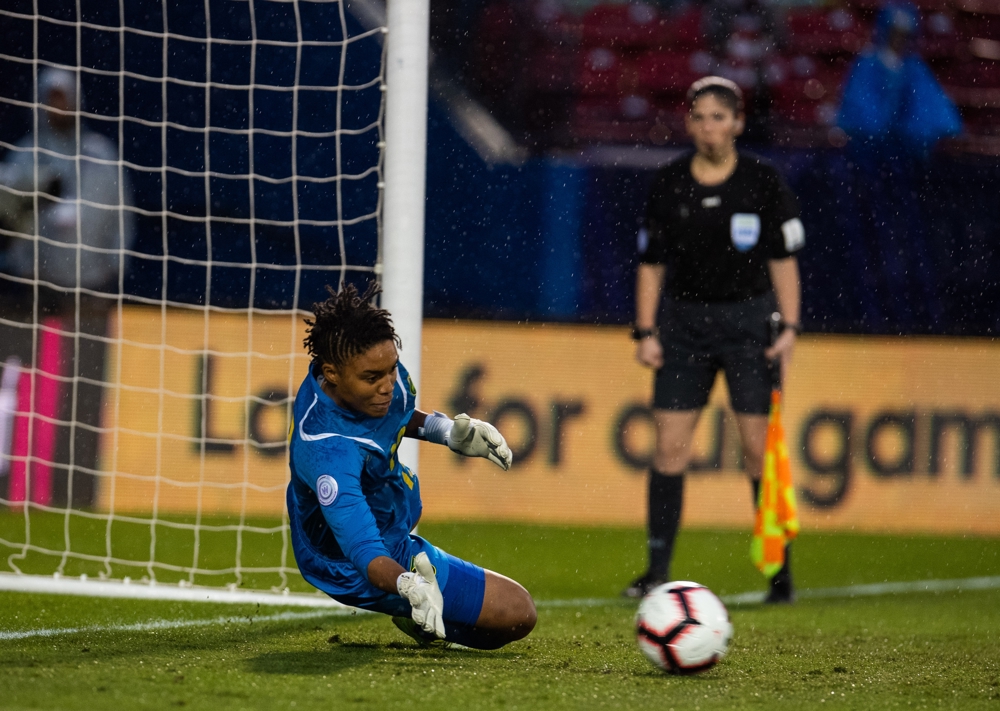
[386,544,535,650]
[392,569,535,650]
[456,570,536,650]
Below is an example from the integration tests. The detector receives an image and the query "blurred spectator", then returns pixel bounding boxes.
[704,0,780,59]
[0,66,135,508]
[0,67,134,291]
[702,0,784,141]
[837,1,961,156]
[835,3,960,332]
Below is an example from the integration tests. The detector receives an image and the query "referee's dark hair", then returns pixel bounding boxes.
[304,282,401,367]
[687,76,744,114]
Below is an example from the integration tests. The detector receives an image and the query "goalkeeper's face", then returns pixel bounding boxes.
[321,340,399,418]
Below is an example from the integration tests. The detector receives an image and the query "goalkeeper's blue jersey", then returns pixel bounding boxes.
[286,360,421,604]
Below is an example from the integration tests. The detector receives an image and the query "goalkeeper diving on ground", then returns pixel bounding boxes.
[287,282,535,649]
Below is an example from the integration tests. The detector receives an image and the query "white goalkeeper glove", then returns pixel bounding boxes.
[450,414,513,470]
[419,411,513,471]
[396,552,445,639]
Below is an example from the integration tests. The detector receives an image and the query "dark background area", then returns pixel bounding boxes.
[1,0,998,336]
[0,0,384,311]
[422,101,1000,335]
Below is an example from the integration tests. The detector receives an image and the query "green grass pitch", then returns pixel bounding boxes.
[2,520,999,710]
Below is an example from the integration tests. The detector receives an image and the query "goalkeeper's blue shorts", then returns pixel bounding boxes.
[308,534,487,627]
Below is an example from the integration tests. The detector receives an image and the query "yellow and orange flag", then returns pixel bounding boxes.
[751,388,800,578]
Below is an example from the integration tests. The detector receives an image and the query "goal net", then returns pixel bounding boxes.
[0,0,387,599]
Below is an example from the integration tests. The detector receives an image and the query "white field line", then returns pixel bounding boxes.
[533,575,1000,609]
[0,573,345,608]
[722,575,1000,606]
[2,575,999,642]
[0,608,364,641]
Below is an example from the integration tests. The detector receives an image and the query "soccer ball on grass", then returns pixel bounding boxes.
[635,581,733,674]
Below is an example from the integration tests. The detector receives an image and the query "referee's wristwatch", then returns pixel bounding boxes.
[780,321,803,335]
[631,325,660,341]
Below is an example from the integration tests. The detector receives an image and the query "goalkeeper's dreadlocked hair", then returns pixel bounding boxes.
[304,282,400,368]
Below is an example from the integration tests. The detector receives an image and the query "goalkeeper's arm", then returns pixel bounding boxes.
[405,409,513,471]
[368,553,445,639]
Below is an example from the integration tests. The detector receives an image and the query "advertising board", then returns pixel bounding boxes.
[418,322,1000,535]
[98,308,308,516]
[100,311,1000,534]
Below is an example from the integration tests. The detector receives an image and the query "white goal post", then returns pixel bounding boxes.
[0,0,428,605]
[380,0,429,481]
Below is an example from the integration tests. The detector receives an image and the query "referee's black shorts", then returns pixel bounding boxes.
[653,293,777,415]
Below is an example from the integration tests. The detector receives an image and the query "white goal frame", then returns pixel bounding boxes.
[0,0,429,607]
[381,0,430,478]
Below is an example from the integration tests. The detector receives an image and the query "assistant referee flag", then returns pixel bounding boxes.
[751,389,800,578]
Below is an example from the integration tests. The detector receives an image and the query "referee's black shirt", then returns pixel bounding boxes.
[639,151,804,303]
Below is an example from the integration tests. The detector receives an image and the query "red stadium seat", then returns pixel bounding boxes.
[529,48,579,93]
[942,57,1000,137]
[959,111,1000,138]
[530,0,584,44]
[786,7,869,56]
[920,11,962,59]
[944,58,1000,138]
[843,0,947,12]
[649,101,688,134]
[661,6,706,51]
[912,0,952,11]
[581,3,666,49]
[572,95,654,142]
[578,47,639,96]
[637,51,702,96]
[771,91,840,126]
[938,58,1000,88]
[968,36,1000,60]
[717,60,761,92]
[956,9,1000,41]
[844,0,881,12]
[478,1,517,41]
[771,58,848,126]
[953,0,1000,14]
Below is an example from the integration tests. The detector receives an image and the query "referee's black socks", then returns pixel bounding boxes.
[647,470,685,582]
[751,478,795,603]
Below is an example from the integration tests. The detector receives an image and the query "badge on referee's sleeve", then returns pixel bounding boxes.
[781,217,805,252]
[730,213,761,252]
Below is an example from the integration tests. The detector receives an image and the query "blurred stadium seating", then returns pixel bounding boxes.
[454,0,1000,152]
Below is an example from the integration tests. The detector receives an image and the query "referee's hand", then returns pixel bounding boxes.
[636,336,664,369]
[765,329,796,384]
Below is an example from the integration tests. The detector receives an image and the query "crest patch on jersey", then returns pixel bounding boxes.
[406,374,416,396]
[316,474,338,506]
[701,196,721,208]
[730,213,761,252]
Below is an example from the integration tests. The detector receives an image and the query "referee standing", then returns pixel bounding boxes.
[625,77,804,603]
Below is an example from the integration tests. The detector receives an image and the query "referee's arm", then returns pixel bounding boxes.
[768,257,800,328]
[765,256,801,376]
[635,263,665,369]
[637,175,670,369]
[636,263,665,332]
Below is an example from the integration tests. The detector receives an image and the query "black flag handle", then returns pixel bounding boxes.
[768,311,783,391]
